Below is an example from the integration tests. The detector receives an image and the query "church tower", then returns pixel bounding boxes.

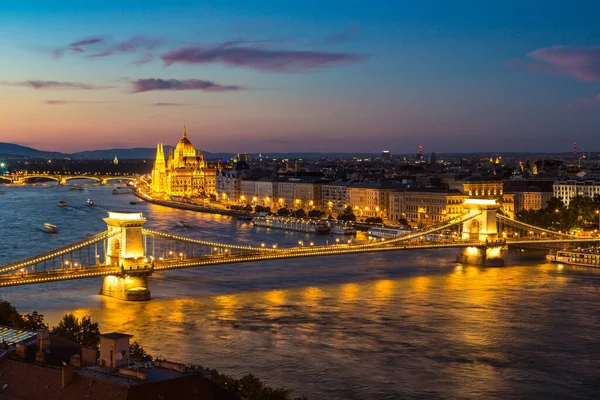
[151,143,166,193]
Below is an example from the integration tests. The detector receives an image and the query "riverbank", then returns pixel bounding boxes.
[134,190,250,218]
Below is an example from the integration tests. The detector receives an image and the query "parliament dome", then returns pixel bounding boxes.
[174,126,197,158]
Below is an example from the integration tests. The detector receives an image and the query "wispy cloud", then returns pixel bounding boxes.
[53,37,104,59]
[0,81,111,90]
[526,46,600,82]
[567,94,600,108]
[86,36,161,59]
[149,102,191,107]
[131,78,244,93]
[54,35,161,62]
[44,100,116,105]
[70,37,104,47]
[161,42,367,72]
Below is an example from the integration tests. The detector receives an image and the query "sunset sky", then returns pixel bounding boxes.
[1,1,600,153]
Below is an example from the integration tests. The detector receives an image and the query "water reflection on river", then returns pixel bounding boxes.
[1,184,600,399]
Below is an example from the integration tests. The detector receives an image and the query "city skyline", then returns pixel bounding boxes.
[2,1,600,153]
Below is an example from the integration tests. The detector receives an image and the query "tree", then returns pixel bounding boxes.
[337,206,356,222]
[130,341,152,361]
[0,300,22,327]
[53,313,101,347]
[293,208,306,218]
[21,311,48,331]
[277,207,290,216]
[307,209,324,219]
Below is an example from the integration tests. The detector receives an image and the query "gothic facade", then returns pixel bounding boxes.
[151,127,217,198]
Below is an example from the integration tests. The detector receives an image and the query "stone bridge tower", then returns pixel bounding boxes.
[459,199,504,267]
[101,212,153,301]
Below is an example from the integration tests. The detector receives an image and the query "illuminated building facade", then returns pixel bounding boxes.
[389,188,466,224]
[151,126,217,198]
[553,179,600,206]
[347,183,395,218]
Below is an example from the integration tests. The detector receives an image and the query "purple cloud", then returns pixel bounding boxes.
[54,35,161,61]
[161,44,367,72]
[1,81,111,90]
[150,102,190,107]
[567,94,600,109]
[131,78,244,93]
[45,100,115,105]
[69,37,103,47]
[87,35,161,58]
[527,46,600,82]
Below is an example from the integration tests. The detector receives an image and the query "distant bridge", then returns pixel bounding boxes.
[1,203,598,300]
[1,174,138,185]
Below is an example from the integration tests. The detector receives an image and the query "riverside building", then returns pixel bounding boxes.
[151,126,217,198]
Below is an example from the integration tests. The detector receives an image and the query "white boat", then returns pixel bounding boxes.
[367,226,412,239]
[42,222,57,233]
[253,216,330,234]
[329,222,356,235]
[547,249,600,267]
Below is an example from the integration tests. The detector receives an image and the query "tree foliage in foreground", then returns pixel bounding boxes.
[52,313,101,347]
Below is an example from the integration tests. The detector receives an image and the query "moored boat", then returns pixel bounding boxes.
[42,222,57,233]
[329,222,356,235]
[129,201,137,205]
[367,226,412,239]
[59,201,67,207]
[547,248,600,267]
[87,199,94,206]
[253,216,330,234]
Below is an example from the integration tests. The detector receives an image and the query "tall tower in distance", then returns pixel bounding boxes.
[151,143,166,193]
[573,141,577,156]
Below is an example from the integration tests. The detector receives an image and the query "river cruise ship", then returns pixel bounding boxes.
[367,226,412,239]
[329,222,356,235]
[546,248,600,267]
[253,216,330,234]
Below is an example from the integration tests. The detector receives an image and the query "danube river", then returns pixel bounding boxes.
[1,183,599,399]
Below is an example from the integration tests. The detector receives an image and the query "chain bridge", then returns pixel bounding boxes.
[1,199,598,301]
[1,174,137,185]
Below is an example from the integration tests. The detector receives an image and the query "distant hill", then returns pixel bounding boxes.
[0,142,594,161]
[73,147,236,160]
[0,142,65,158]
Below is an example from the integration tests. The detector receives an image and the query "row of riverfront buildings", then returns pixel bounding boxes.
[149,127,600,224]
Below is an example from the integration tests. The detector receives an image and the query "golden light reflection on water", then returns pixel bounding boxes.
[373,279,394,302]
[265,290,286,306]
[214,294,237,318]
[302,286,324,306]
[340,283,359,302]
[411,276,431,293]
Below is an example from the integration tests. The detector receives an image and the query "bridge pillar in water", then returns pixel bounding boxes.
[459,198,504,266]
[101,211,152,301]
[458,243,505,267]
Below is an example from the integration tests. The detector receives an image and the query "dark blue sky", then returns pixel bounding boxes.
[1,1,599,153]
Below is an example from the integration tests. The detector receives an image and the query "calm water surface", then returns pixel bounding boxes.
[0,183,599,399]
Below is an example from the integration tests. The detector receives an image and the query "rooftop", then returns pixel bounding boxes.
[0,325,37,348]
[100,332,134,340]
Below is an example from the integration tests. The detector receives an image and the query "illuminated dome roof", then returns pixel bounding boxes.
[174,126,197,158]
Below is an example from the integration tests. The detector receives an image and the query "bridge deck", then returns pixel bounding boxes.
[0,240,484,287]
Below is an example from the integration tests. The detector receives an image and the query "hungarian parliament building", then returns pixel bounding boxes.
[150,126,217,198]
